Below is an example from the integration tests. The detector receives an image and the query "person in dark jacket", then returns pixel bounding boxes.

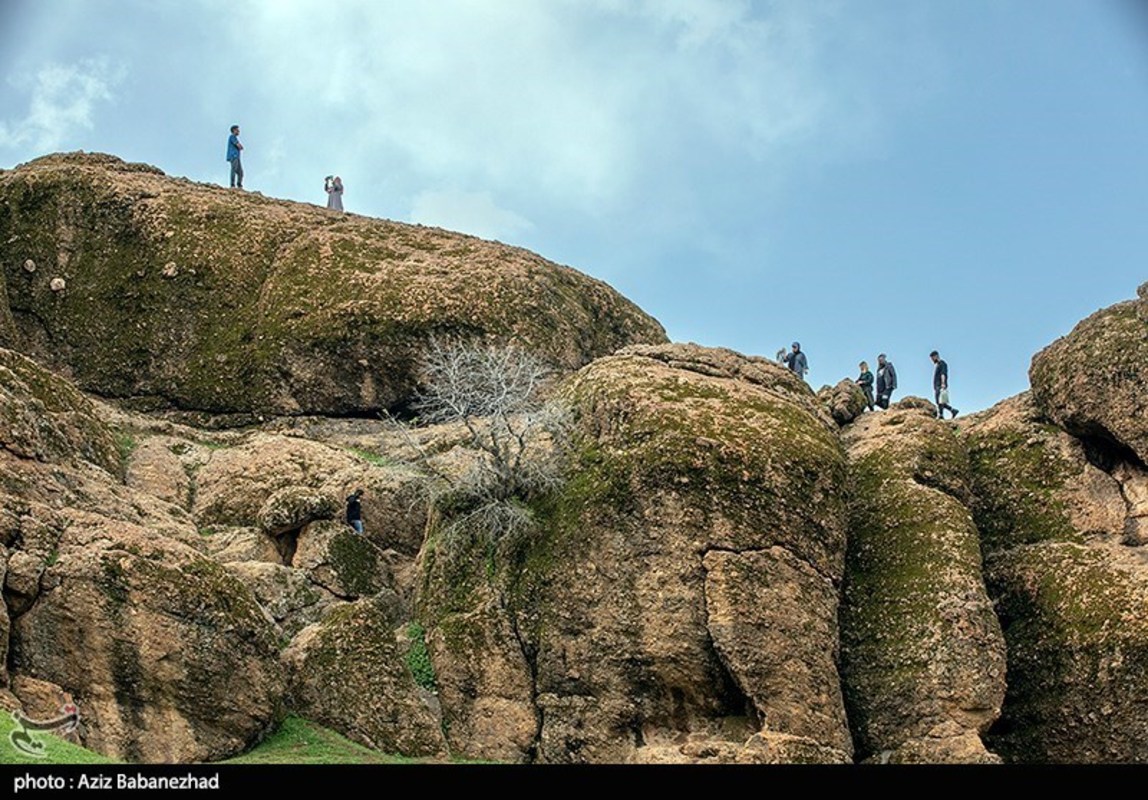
[778,341,809,380]
[345,488,365,534]
[856,361,875,411]
[930,350,959,419]
[875,353,897,409]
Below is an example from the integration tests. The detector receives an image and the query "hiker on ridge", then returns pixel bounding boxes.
[856,361,875,412]
[875,353,897,409]
[778,342,809,380]
[930,350,959,419]
[226,125,244,189]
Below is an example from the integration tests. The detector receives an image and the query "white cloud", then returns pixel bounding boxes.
[0,57,124,152]
[409,188,534,242]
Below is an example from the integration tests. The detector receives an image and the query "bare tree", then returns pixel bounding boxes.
[388,338,572,554]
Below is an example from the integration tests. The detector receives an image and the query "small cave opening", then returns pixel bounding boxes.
[274,525,304,566]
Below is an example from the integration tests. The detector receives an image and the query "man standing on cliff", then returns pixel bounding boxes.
[875,353,897,409]
[779,342,809,380]
[226,124,244,189]
[930,350,959,419]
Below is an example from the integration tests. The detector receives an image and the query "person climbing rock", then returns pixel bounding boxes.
[930,350,959,419]
[856,361,875,411]
[875,353,897,409]
[345,488,365,534]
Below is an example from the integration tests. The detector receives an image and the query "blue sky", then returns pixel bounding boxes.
[2,0,1147,413]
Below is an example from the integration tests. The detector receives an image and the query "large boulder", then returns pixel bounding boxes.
[419,343,853,763]
[839,403,1006,763]
[8,514,285,762]
[964,394,1148,762]
[0,152,666,416]
[282,593,446,757]
[1030,283,1148,464]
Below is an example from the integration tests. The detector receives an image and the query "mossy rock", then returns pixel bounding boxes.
[985,542,1148,763]
[839,409,1005,761]
[0,347,121,472]
[283,593,446,757]
[963,394,1125,554]
[1030,284,1148,463]
[0,153,666,415]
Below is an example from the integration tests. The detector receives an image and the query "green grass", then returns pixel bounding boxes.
[0,713,117,764]
[114,432,138,462]
[348,447,394,467]
[223,717,413,764]
[405,622,437,692]
[0,713,434,765]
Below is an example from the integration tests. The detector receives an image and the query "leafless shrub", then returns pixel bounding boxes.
[385,338,572,556]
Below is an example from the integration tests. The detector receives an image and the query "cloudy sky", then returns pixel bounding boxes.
[2,0,1147,413]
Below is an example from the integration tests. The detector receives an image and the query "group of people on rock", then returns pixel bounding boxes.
[225,124,344,212]
[779,343,958,420]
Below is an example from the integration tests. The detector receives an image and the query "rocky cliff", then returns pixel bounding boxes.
[2,152,1147,764]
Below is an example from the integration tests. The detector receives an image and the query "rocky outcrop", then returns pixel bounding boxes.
[1030,282,1148,464]
[420,343,853,763]
[818,379,868,426]
[964,394,1148,763]
[283,593,446,757]
[9,515,285,762]
[0,152,666,416]
[839,402,1006,763]
[0,347,121,472]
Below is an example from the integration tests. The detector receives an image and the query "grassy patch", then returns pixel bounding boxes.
[0,714,117,765]
[405,622,437,692]
[114,432,137,462]
[348,447,393,467]
[223,717,412,764]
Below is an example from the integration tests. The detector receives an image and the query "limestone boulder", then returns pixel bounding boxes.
[965,395,1148,762]
[0,347,120,472]
[8,514,285,762]
[817,379,868,426]
[1030,283,1148,463]
[283,594,446,757]
[420,343,853,763]
[0,153,665,416]
[839,405,1006,763]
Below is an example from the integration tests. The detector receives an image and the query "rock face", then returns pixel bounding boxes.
[420,343,853,763]
[1030,282,1148,464]
[7,154,1148,766]
[0,152,666,416]
[817,379,868,426]
[964,394,1148,763]
[839,401,1006,763]
[10,518,285,762]
[283,593,446,757]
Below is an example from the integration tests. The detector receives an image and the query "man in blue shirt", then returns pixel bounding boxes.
[226,125,244,189]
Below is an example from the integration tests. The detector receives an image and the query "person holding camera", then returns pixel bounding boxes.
[325,175,344,212]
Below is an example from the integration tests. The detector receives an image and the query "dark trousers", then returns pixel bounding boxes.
[876,391,892,409]
[935,389,955,418]
[861,386,875,410]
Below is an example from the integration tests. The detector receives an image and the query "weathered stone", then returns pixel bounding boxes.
[292,521,391,599]
[283,594,447,757]
[839,405,1006,763]
[257,486,336,537]
[0,152,665,416]
[224,560,340,638]
[0,347,121,472]
[9,516,285,763]
[817,379,868,426]
[421,343,852,763]
[984,543,1148,763]
[1030,283,1148,464]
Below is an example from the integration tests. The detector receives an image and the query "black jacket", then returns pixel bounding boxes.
[346,495,363,523]
[876,362,897,395]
